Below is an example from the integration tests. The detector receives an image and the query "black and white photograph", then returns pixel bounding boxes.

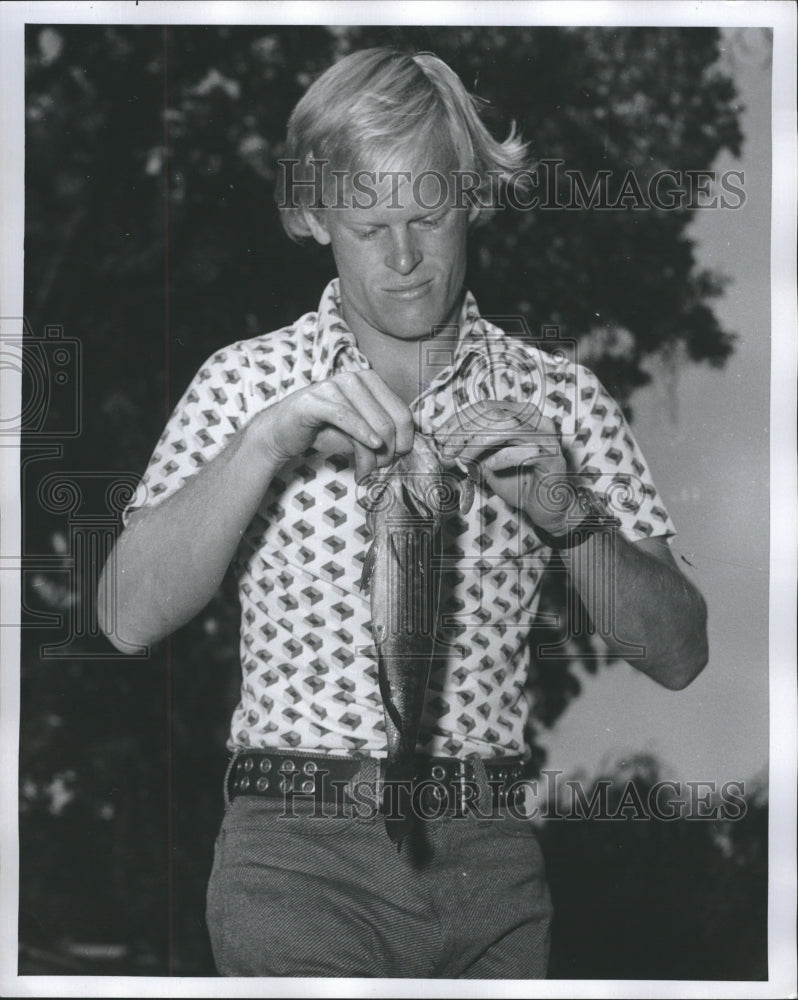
[1,1,796,996]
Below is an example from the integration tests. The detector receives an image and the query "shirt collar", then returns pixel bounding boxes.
[309,279,369,382]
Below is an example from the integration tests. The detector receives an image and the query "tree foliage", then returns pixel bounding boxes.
[539,756,768,980]
[18,24,757,975]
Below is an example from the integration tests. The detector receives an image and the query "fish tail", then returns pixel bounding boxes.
[384,818,409,852]
[380,721,416,847]
[382,781,413,849]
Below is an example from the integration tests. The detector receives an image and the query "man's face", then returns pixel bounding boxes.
[305,170,470,347]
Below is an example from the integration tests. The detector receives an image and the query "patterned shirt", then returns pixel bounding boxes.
[125,280,675,759]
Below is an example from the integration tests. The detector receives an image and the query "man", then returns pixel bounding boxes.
[99,47,708,978]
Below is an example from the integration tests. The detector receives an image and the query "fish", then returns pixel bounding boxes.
[359,433,474,848]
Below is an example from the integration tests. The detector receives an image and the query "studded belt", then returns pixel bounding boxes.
[227,750,528,813]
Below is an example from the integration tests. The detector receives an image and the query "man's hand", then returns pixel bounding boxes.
[436,400,578,536]
[255,370,415,481]
[102,368,413,649]
[437,399,708,688]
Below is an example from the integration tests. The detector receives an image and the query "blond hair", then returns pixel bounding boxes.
[275,47,531,240]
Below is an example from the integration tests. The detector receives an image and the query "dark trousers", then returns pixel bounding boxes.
[206,792,552,978]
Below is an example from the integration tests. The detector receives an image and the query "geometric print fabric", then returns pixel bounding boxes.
[125,280,676,759]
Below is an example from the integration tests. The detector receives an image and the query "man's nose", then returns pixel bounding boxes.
[385,229,422,275]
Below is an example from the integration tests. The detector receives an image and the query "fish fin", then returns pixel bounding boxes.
[378,658,404,734]
[359,539,377,593]
[387,528,403,564]
[387,526,415,581]
[401,482,425,518]
[385,517,431,586]
[459,475,475,515]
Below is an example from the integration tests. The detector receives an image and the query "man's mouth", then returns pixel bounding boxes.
[382,280,433,301]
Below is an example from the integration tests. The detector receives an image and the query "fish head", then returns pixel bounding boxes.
[358,434,474,593]
[382,434,474,525]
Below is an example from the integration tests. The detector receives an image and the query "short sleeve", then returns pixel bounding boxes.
[564,363,676,541]
[122,341,258,524]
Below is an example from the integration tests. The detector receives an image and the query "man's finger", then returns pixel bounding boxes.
[333,376,399,467]
[437,399,546,433]
[306,389,384,452]
[435,401,556,459]
[358,370,415,455]
[441,434,561,466]
[351,439,380,482]
[481,443,562,470]
[313,426,357,455]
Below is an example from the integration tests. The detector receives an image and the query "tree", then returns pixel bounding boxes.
[18,24,753,974]
[538,756,768,980]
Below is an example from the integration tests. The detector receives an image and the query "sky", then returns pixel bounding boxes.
[540,27,775,788]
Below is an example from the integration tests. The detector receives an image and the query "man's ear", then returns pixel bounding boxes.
[303,207,331,246]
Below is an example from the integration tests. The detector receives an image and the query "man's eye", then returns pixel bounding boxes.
[416,215,444,229]
[356,228,379,240]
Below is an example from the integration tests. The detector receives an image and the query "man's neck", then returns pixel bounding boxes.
[339,291,467,408]
[355,331,431,408]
